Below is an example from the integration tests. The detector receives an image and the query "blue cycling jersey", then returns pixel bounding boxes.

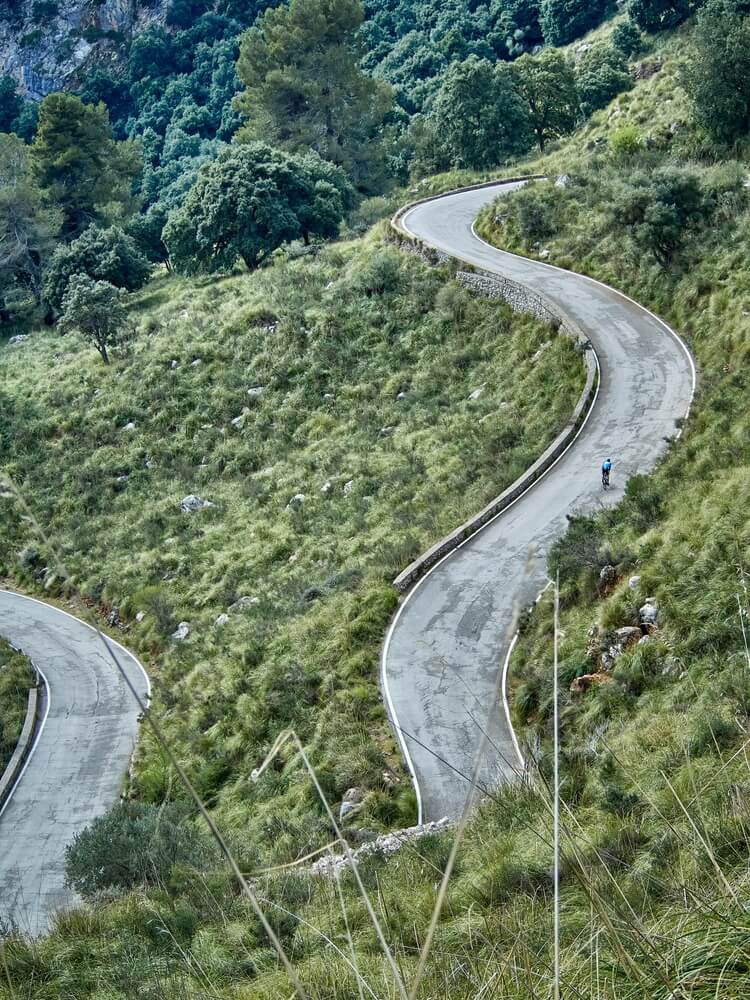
[602,460,612,473]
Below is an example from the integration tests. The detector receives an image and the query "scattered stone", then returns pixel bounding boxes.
[214,613,230,627]
[343,479,354,494]
[287,493,306,509]
[570,671,613,695]
[106,606,122,628]
[633,57,663,81]
[180,494,215,513]
[574,43,591,60]
[615,626,642,647]
[311,817,451,877]
[93,389,102,397]
[321,480,332,494]
[380,426,394,436]
[135,611,146,624]
[555,174,570,188]
[396,391,407,400]
[628,575,641,590]
[599,564,617,588]
[247,386,266,397]
[115,474,129,486]
[323,392,335,400]
[231,596,260,611]
[171,621,191,641]
[144,456,154,469]
[122,421,136,432]
[538,248,551,260]
[8,335,29,345]
[170,360,179,369]
[230,413,245,428]
[467,387,484,401]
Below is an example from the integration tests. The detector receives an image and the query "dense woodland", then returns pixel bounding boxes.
[0,0,699,342]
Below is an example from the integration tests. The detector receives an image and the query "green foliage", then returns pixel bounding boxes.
[236,0,394,191]
[576,43,633,117]
[0,73,21,132]
[126,203,170,265]
[609,123,643,157]
[681,0,750,145]
[428,56,532,170]
[540,0,612,46]
[0,638,34,772]
[0,134,61,323]
[611,17,643,55]
[58,275,132,363]
[512,48,579,151]
[163,143,352,273]
[43,225,151,310]
[629,0,705,31]
[31,94,141,237]
[64,801,211,897]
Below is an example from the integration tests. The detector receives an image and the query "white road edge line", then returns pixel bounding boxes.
[0,655,50,822]
[0,589,151,819]
[381,187,604,825]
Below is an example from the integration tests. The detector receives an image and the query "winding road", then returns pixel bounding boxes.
[0,591,147,936]
[382,181,695,824]
[0,179,694,936]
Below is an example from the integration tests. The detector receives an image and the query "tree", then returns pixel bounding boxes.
[610,167,707,268]
[540,0,612,46]
[429,56,532,169]
[681,0,750,145]
[576,44,632,117]
[43,225,151,310]
[611,18,643,56]
[235,0,394,191]
[0,135,61,321]
[127,204,171,266]
[163,142,352,274]
[0,74,21,132]
[628,0,705,32]
[513,49,579,152]
[58,276,132,364]
[64,801,209,897]
[31,94,141,237]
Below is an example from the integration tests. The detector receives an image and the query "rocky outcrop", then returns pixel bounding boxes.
[1,0,168,100]
[311,817,451,877]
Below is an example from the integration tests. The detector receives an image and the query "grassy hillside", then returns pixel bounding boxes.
[0,229,583,869]
[0,638,34,772]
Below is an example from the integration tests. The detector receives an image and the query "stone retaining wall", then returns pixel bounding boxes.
[0,681,41,813]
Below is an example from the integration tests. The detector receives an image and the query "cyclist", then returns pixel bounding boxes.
[601,457,612,489]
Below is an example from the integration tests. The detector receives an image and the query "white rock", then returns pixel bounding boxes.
[639,600,659,626]
[539,248,551,260]
[396,391,407,400]
[323,392,335,400]
[135,611,145,623]
[343,479,354,494]
[321,480,332,494]
[467,387,484,401]
[170,360,179,369]
[8,335,29,345]
[628,575,641,590]
[214,613,230,627]
[171,622,191,641]
[555,174,570,188]
[190,358,202,367]
[230,414,244,428]
[247,386,266,397]
[287,493,306,509]
[231,596,260,611]
[180,494,214,513]
[122,421,136,432]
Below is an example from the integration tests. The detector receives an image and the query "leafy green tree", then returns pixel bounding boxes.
[628,0,705,31]
[540,0,611,46]
[43,225,151,310]
[127,204,171,266]
[611,18,643,56]
[163,142,352,273]
[0,74,21,132]
[576,44,632,117]
[513,49,579,151]
[610,167,707,267]
[681,0,750,145]
[0,135,61,321]
[65,801,209,895]
[58,276,132,364]
[429,56,532,169]
[31,94,141,237]
[236,0,394,190]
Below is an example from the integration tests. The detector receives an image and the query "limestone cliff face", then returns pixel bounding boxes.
[0,0,166,99]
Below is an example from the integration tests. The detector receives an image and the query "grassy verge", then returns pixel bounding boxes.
[0,638,34,773]
[0,228,584,875]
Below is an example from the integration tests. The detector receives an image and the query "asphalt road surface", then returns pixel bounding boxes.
[382,182,695,823]
[0,591,148,935]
